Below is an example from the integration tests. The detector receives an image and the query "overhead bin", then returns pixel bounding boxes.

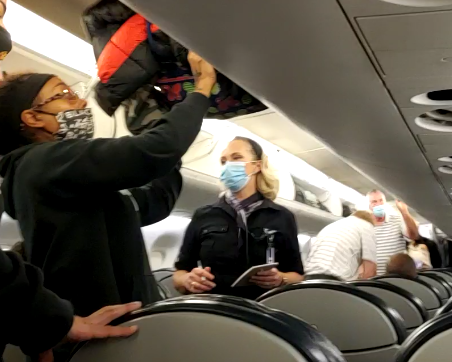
[175,168,340,235]
[121,0,452,234]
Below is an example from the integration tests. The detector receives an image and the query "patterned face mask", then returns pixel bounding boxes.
[54,108,95,141]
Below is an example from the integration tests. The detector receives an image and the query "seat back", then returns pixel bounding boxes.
[417,274,451,304]
[395,313,452,362]
[3,345,25,362]
[152,268,176,282]
[68,296,345,362]
[350,280,427,334]
[424,270,452,286]
[435,297,452,317]
[159,274,182,298]
[374,276,442,319]
[258,281,406,362]
[156,281,170,299]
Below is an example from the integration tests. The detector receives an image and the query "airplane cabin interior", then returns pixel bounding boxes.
[3,1,452,362]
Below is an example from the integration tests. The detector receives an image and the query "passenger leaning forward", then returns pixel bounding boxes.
[0,53,216,318]
[305,211,377,281]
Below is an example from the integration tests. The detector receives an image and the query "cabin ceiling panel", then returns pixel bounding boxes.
[357,11,452,51]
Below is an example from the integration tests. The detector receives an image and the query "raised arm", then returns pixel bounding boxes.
[396,200,419,241]
[31,53,216,197]
[32,92,209,197]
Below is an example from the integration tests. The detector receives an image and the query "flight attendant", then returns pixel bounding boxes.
[173,137,304,300]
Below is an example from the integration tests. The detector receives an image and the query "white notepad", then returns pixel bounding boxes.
[231,263,279,287]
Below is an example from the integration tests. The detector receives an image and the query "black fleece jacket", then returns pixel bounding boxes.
[0,92,210,319]
[0,250,73,358]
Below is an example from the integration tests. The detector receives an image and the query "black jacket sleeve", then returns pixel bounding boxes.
[128,161,183,227]
[0,250,73,355]
[279,211,304,275]
[174,211,202,271]
[30,92,210,197]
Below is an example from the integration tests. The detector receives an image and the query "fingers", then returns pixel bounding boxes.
[192,267,215,281]
[251,275,277,283]
[256,268,278,276]
[187,51,202,64]
[88,302,142,325]
[186,277,215,292]
[187,281,211,293]
[187,51,202,76]
[85,325,138,340]
[185,269,216,293]
[190,272,215,287]
[251,269,281,287]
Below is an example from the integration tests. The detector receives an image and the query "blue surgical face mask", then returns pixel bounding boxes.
[220,161,254,193]
[372,205,385,218]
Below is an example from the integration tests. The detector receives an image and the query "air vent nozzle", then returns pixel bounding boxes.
[411,90,452,106]
[438,156,452,163]
[381,0,452,6]
[415,110,452,132]
[439,165,452,174]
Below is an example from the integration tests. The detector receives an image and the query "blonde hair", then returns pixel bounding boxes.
[234,137,280,200]
[352,210,375,225]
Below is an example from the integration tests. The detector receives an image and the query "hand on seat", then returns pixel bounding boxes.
[251,268,283,289]
[38,302,142,362]
[183,266,216,293]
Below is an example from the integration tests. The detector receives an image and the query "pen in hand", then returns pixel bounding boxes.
[198,260,206,281]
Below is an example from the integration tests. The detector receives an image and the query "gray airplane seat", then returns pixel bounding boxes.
[257,281,407,362]
[158,273,183,298]
[68,295,346,362]
[395,312,452,362]
[156,281,170,299]
[434,297,452,317]
[152,268,176,282]
[416,274,451,304]
[350,280,427,334]
[423,270,452,286]
[374,276,442,319]
[3,345,25,362]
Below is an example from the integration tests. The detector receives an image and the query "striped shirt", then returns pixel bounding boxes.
[375,214,407,275]
[305,216,376,281]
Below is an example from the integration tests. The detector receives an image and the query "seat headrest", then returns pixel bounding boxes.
[374,275,443,303]
[350,280,428,321]
[396,312,452,362]
[83,295,345,362]
[257,281,407,345]
[435,297,452,317]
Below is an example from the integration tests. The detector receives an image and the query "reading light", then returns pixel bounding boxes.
[4,2,96,75]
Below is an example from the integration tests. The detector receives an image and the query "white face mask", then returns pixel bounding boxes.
[54,108,95,141]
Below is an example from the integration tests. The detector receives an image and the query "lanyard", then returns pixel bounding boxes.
[264,229,277,264]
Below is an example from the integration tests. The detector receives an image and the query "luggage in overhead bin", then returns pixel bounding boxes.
[295,185,330,213]
[82,0,266,122]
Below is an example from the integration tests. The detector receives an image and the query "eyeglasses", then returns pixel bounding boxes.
[32,89,79,110]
